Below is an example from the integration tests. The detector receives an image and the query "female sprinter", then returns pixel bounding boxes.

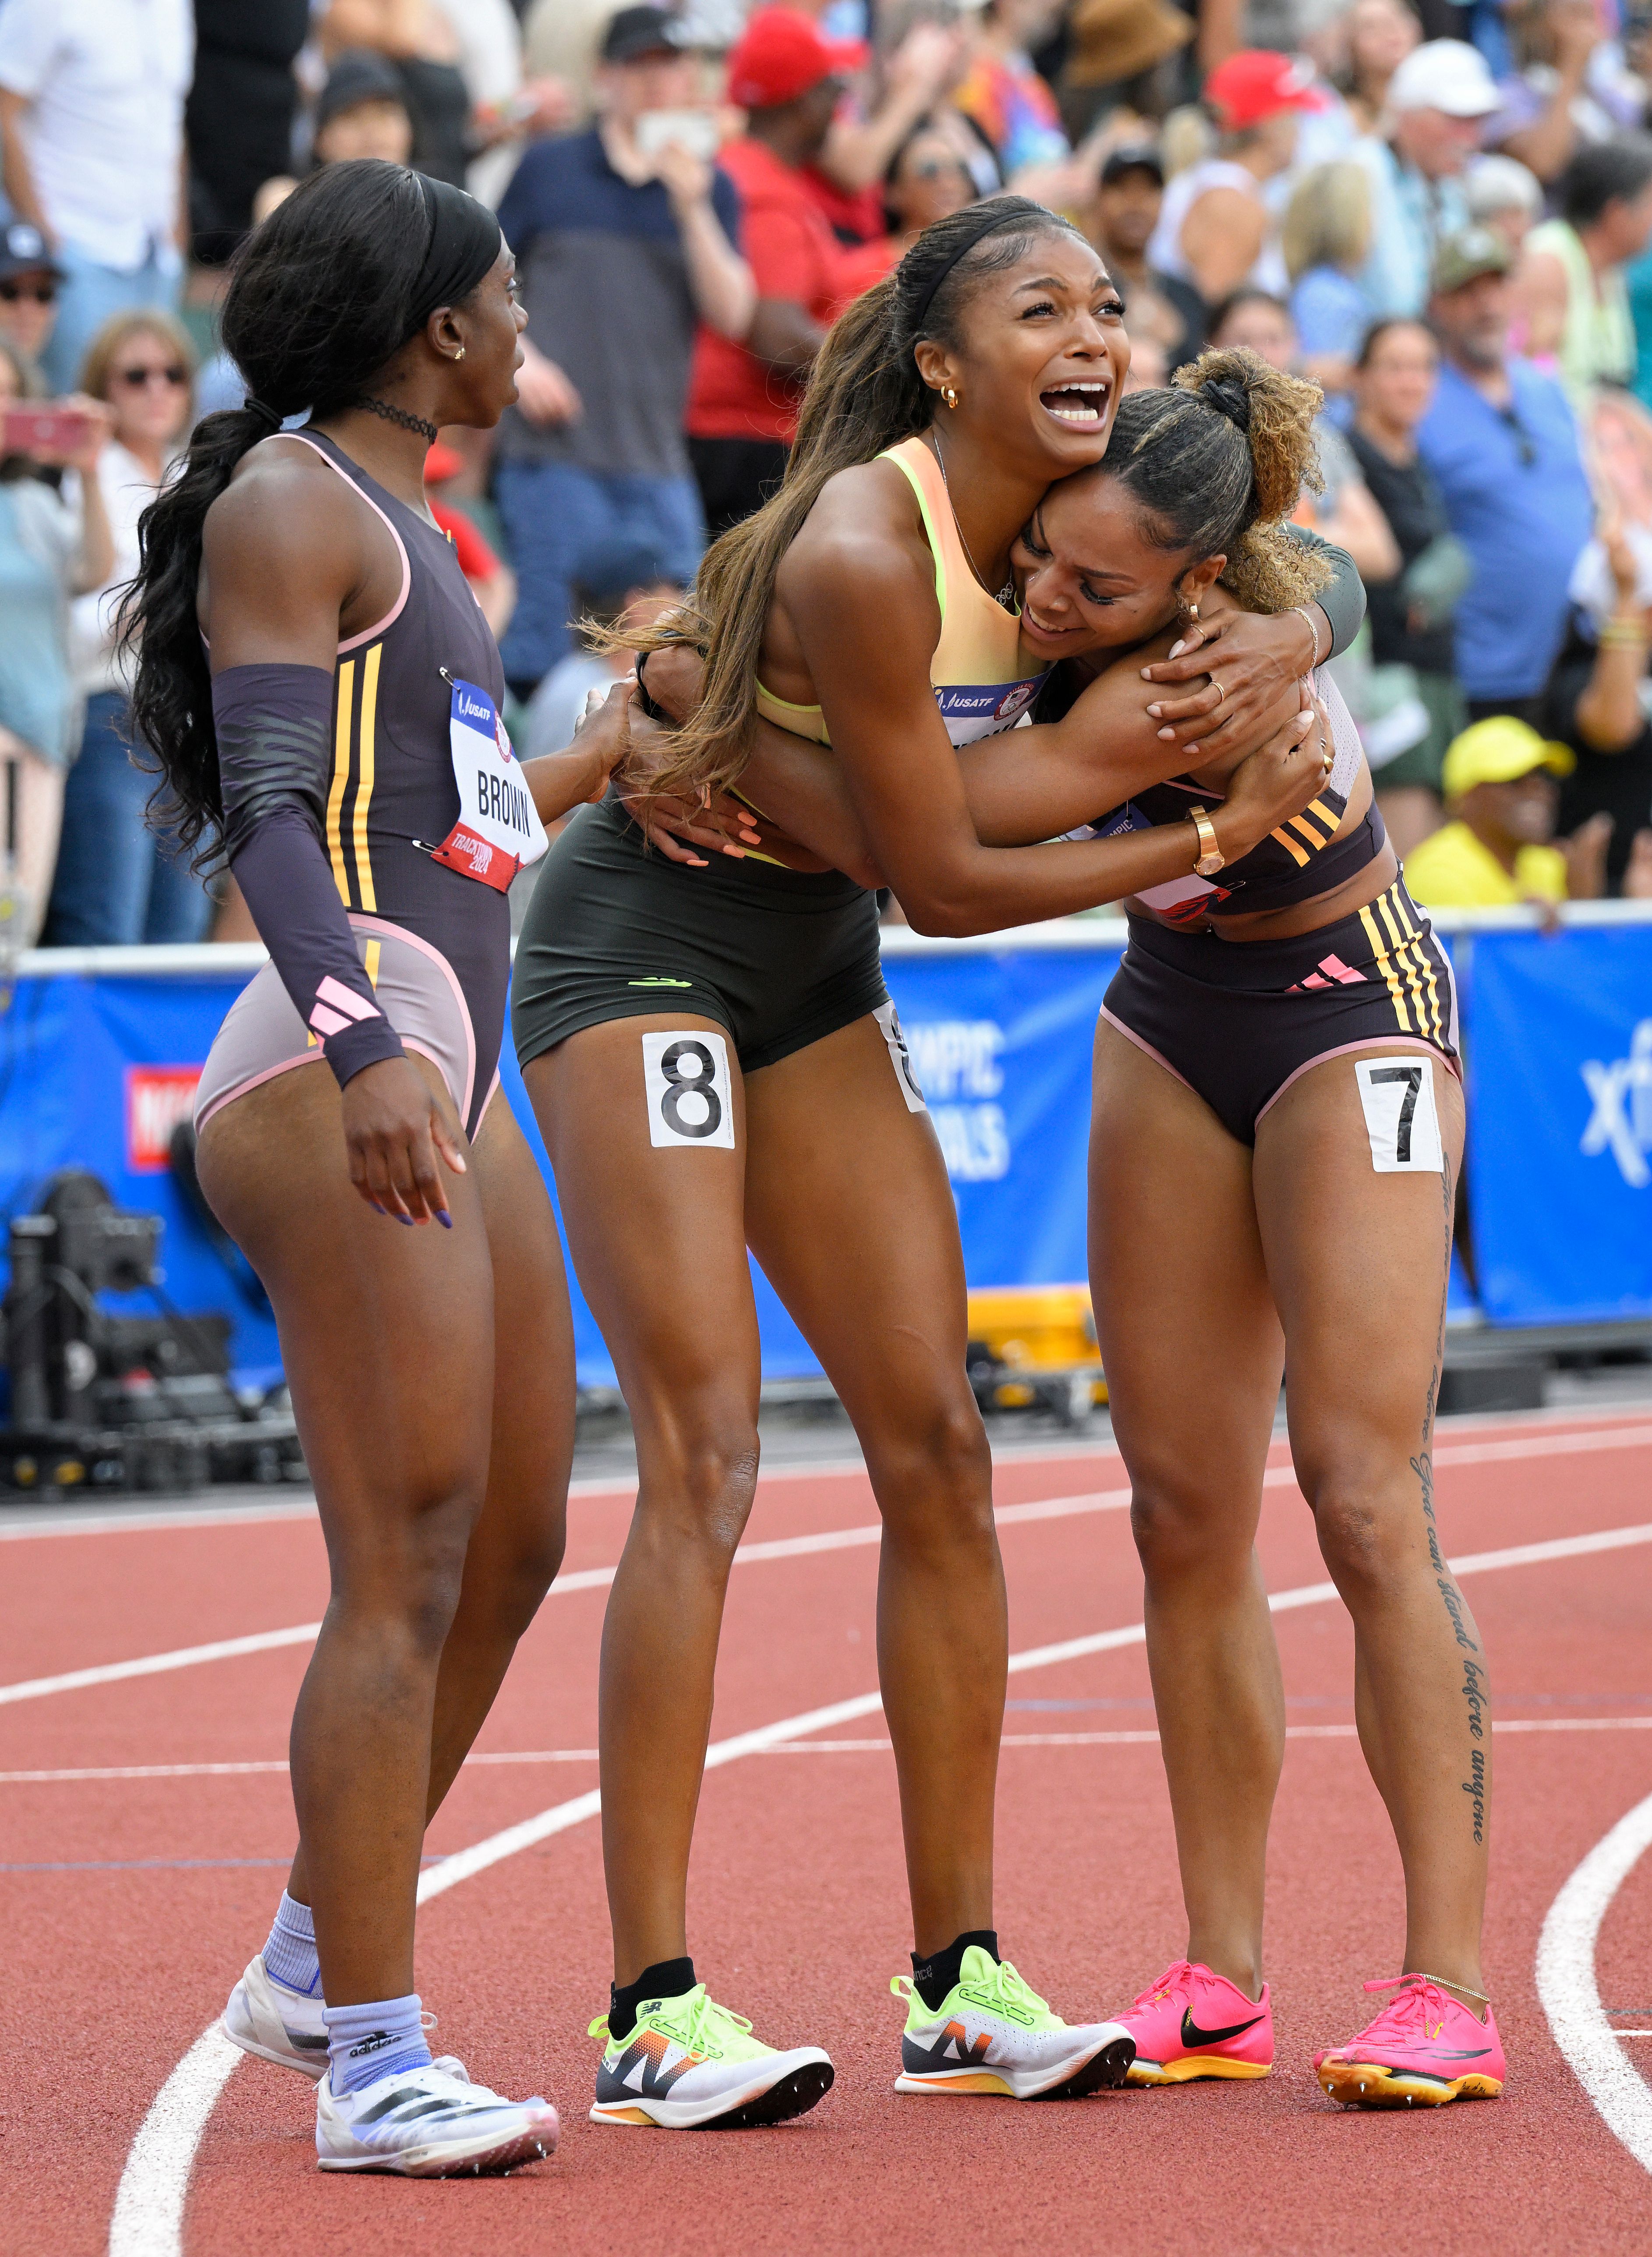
[509,195,1330,2129]
[121,161,621,2176]
[640,350,1499,2112]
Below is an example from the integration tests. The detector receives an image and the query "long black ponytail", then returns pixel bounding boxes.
[121,160,472,858]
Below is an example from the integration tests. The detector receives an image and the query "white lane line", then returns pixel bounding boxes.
[28,1711,1652,1785]
[4,1436,1138,1546]
[0,1624,323,1709]
[0,1489,1132,1712]
[26,1410,1652,1549]
[0,1751,605,1783]
[108,1511,1652,2257]
[1537,1787,1652,2178]
[29,1417,1652,1711]
[106,2025,242,2257]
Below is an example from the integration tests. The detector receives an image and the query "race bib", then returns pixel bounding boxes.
[430,675,548,892]
[1355,1056,1444,1173]
[642,1029,736,1149]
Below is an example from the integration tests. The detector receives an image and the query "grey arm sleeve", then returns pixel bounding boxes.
[1283,523,1365,658]
[213,662,406,1091]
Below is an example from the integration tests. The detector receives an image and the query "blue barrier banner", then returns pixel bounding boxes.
[0,916,1642,1392]
[884,944,1120,1290]
[1467,923,1652,1323]
[0,965,283,1380]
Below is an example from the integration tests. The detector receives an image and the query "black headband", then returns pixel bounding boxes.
[403,171,502,340]
[908,199,1049,336]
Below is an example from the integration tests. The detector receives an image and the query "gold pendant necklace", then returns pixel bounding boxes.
[929,428,1015,609]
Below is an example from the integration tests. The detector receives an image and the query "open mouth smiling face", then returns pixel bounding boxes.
[1038,378,1113,428]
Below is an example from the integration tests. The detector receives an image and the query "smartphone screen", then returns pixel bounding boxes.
[633,109,722,163]
[2,407,90,456]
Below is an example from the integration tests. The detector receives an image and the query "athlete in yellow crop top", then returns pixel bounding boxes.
[512,198,1333,2119]
[753,437,1048,750]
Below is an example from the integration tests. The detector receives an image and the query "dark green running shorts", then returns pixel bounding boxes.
[512,795,889,1075]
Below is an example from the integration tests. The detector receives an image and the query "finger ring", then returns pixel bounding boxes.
[1209,678,1226,705]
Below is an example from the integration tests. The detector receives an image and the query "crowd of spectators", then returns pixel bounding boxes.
[3,0,1652,945]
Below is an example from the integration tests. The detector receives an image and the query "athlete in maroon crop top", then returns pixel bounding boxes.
[120,161,619,2174]
[619,354,1499,2106]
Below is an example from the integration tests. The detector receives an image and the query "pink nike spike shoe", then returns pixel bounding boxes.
[1113,1960,1273,2085]
[1315,1974,1506,2108]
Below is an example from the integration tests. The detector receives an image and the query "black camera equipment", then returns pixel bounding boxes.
[1,1170,302,1496]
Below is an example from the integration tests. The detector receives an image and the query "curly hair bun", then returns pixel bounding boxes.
[1175,346,1324,529]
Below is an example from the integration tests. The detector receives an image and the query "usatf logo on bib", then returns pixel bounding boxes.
[932,674,1046,746]
[432,675,549,892]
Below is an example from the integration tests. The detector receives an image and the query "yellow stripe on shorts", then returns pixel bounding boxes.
[1358,899,1412,1033]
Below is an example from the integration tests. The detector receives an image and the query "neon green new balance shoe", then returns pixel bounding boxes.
[589,1984,834,2129]
[892,1946,1135,2100]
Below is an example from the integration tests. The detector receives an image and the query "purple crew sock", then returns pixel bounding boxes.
[322,1994,432,2095]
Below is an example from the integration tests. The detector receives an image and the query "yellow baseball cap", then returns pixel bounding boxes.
[1442,715,1575,800]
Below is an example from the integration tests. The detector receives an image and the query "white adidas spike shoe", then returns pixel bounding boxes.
[316,2054,559,2175]
[222,1953,329,2080]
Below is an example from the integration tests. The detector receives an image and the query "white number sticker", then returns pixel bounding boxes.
[1355,1056,1443,1173]
[642,1029,736,1149]
[875,1002,927,1112]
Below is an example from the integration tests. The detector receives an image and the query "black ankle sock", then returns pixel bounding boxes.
[608,1956,696,2042]
[911,1930,998,2013]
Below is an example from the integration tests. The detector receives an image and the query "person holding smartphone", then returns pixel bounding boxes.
[490,4,753,704]
[0,339,112,948]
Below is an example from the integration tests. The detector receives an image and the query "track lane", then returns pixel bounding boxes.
[6,1417,1652,2253]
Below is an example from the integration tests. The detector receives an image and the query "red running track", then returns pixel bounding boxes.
[6,1412,1652,2254]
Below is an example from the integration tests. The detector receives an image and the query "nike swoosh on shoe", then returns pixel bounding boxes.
[1180,2008,1266,2048]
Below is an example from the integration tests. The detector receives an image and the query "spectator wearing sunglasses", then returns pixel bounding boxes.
[0,221,63,386]
[41,311,209,948]
[1418,226,1594,725]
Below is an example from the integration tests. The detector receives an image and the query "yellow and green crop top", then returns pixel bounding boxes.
[753,435,1048,750]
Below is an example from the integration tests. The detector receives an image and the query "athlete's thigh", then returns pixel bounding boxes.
[1252,1046,1464,1475]
[197,1055,495,1524]
[741,1013,972,1429]
[1090,1022,1281,1514]
[522,1012,761,1408]
[470,1088,577,1566]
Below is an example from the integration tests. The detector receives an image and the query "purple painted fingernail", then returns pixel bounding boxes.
[397,1215,414,1227]
[438,1211,453,1230]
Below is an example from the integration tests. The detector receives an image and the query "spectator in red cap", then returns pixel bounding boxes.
[1148,50,1325,306]
[684,7,865,537]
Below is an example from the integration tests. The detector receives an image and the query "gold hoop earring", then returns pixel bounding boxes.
[1178,596,1199,623]
[942,384,959,410]
[453,347,466,362]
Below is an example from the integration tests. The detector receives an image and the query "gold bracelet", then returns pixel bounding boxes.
[1188,804,1224,877]
[1599,622,1646,647]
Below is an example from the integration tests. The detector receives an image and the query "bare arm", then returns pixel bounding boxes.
[1177,187,1265,306]
[816,24,964,192]
[746,298,825,374]
[1575,525,1648,750]
[772,506,1323,934]
[1315,477,1401,583]
[653,143,755,340]
[1493,2,1599,183]
[1510,246,1569,362]
[632,592,1306,880]
[0,88,48,238]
